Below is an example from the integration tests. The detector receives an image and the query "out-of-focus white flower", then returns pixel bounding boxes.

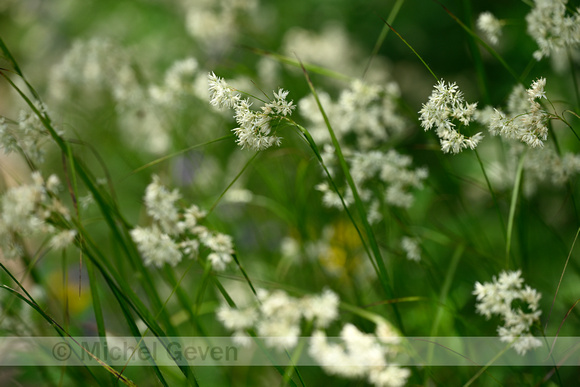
[401,237,421,262]
[217,288,340,351]
[131,176,235,271]
[130,226,182,268]
[477,12,503,45]
[526,0,580,60]
[309,322,409,387]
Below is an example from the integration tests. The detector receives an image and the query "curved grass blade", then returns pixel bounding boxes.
[0,268,136,386]
[299,60,404,332]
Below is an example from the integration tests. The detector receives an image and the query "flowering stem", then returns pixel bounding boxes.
[208,151,259,215]
[291,122,379,277]
[381,18,438,82]
[473,149,506,239]
[424,243,464,384]
[506,150,526,268]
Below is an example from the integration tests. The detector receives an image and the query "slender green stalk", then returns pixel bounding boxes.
[246,46,352,82]
[473,149,506,239]
[463,341,514,387]
[380,19,438,82]
[460,0,490,104]
[208,152,259,215]
[0,264,136,386]
[363,0,406,79]
[506,150,526,268]
[299,63,404,332]
[432,0,522,84]
[127,134,234,177]
[424,244,464,386]
[291,122,378,276]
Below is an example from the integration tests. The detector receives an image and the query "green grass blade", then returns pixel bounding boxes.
[299,62,404,332]
[506,150,526,268]
[0,266,136,386]
[432,0,522,84]
[380,19,438,82]
[247,46,352,82]
[363,0,406,78]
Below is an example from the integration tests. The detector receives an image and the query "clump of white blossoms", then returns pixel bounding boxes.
[217,288,339,350]
[473,270,543,355]
[130,175,234,270]
[477,12,503,45]
[316,147,428,222]
[0,172,75,259]
[299,79,406,151]
[0,106,59,164]
[487,78,549,148]
[401,236,421,262]
[48,38,176,154]
[309,321,409,387]
[419,80,483,154]
[208,72,295,151]
[183,0,259,55]
[526,0,580,60]
[148,57,200,108]
[49,38,142,108]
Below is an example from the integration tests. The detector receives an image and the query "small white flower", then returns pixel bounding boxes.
[144,175,182,235]
[477,12,503,45]
[401,237,421,262]
[526,0,580,60]
[49,230,77,250]
[130,226,182,267]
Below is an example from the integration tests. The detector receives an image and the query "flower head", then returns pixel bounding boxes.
[477,12,503,45]
[419,80,482,154]
[208,72,294,151]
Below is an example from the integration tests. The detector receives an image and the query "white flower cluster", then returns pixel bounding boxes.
[487,78,549,148]
[0,107,57,164]
[130,175,234,270]
[299,79,406,151]
[48,38,174,154]
[473,270,543,355]
[183,0,258,54]
[419,80,483,154]
[0,172,75,259]
[477,12,503,45]
[49,38,142,108]
[283,23,363,77]
[316,148,427,221]
[217,288,339,350]
[208,72,295,151]
[148,58,201,108]
[309,321,409,387]
[525,147,580,190]
[526,0,580,60]
[481,142,580,197]
[401,236,421,262]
